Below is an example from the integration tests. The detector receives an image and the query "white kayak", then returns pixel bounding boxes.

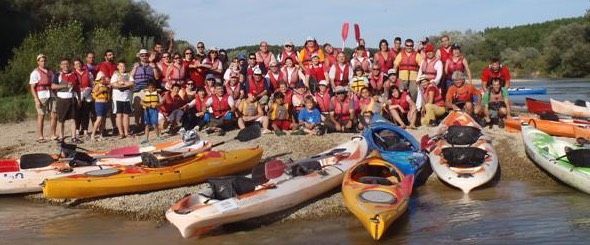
[427,111,499,194]
[550,98,590,118]
[522,125,590,194]
[166,136,368,238]
[0,139,207,194]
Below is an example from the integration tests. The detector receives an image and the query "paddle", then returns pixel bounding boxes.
[354,23,361,45]
[341,22,350,51]
[264,148,349,179]
[141,141,226,168]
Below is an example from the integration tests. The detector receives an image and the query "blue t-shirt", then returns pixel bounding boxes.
[298,108,321,124]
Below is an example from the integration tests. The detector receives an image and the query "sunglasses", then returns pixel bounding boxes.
[285,45,293,48]
[187,83,194,86]
[406,46,414,48]
[249,57,256,60]
[185,52,193,55]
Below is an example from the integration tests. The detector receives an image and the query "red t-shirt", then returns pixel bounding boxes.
[480,66,511,88]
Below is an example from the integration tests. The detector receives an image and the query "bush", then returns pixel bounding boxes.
[0,95,36,123]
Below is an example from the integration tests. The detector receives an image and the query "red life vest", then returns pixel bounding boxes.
[421,57,439,80]
[280,50,299,65]
[306,64,326,82]
[226,83,242,100]
[333,64,350,87]
[98,61,116,79]
[390,48,401,61]
[369,73,385,93]
[168,64,185,83]
[193,96,207,112]
[60,71,80,92]
[352,57,370,73]
[267,71,283,91]
[185,60,206,88]
[375,51,395,73]
[314,90,331,113]
[211,94,231,118]
[358,97,374,113]
[399,51,419,71]
[425,84,445,107]
[438,47,452,64]
[332,96,352,120]
[291,91,308,110]
[35,68,53,92]
[391,91,410,111]
[324,52,337,70]
[256,51,273,68]
[281,67,301,88]
[76,69,92,89]
[160,92,186,116]
[248,77,266,95]
[203,58,221,73]
[282,90,293,106]
[446,57,465,77]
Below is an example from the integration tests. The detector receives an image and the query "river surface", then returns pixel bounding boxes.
[1,79,589,244]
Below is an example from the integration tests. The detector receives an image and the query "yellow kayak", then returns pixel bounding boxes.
[342,152,414,240]
[42,147,263,199]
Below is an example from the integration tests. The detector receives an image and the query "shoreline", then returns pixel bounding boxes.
[0,117,559,224]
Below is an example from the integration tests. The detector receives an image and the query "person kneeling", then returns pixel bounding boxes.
[238,93,271,134]
[482,78,511,128]
[445,71,480,116]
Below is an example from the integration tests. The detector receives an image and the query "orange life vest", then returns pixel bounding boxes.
[314,90,331,113]
[391,91,411,111]
[421,57,439,80]
[399,51,419,71]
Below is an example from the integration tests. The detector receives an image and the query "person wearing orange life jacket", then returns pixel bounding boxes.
[256,41,278,70]
[390,37,402,61]
[328,52,354,90]
[158,83,187,132]
[417,76,447,127]
[278,41,299,66]
[351,45,372,74]
[237,92,271,133]
[446,71,481,115]
[281,57,306,89]
[313,80,332,120]
[326,86,356,133]
[374,39,396,73]
[387,85,417,129]
[269,91,293,133]
[304,54,328,93]
[480,57,511,91]
[265,61,283,92]
[53,58,82,143]
[29,54,58,143]
[298,37,325,67]
[444,44,472,96]
[394,39,423,101]
[323,43,338,71]
[73,58,94,138]
[205,82,235,135]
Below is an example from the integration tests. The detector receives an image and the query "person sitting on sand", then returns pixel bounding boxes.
[294,95,324,135]
[159,83,187,133]
[368,63,388,95]
[326,86,356,133]
[417,76,447,127]
[268,92,293,135]
[205,82,235,135]
[387,85,417,129]
[357,87,379,131]
[183,86,210,131]
[237,93,271,134]
[482,78,511,128]
[446,71,481,116]
[29,54,57,143]
[141,80,161,143]
[291,82,311,123]
[53,58,82,143]
[480,57,511,91]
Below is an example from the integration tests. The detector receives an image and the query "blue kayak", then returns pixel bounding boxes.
[363,115,431,186]
[508,87,547,95]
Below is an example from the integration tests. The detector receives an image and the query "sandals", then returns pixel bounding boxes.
[36,138,47,143]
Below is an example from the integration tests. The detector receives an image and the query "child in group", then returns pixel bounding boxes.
[349,66,369,95]
[296,95,323,135]
[268,91,292,135]
[110,60,135,138]
[90,71,111,141]
[141,80,161,143]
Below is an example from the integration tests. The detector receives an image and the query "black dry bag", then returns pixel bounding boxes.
[442,147,488,167]
[444,125,482,145]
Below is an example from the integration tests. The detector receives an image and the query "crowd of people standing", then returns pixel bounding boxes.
[29,35,513,144]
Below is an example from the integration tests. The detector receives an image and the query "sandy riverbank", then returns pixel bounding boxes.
[0,116,560,224]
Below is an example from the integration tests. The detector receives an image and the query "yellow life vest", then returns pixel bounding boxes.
[240,100,259,117]
[92,83,110,102]
[349,76,367,94]
[270,103,290,120]
[142,90,160,108]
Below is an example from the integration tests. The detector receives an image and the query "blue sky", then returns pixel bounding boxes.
[145,0,588,49]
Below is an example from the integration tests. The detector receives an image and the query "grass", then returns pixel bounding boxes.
[0,95,36,123]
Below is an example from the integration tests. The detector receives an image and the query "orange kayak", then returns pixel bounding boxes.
[505,116,590,139]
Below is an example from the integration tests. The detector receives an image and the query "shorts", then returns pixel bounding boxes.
[158,109,184,123]
[143,108,159,126]
[95,102,109,117]
[113,101,132,114]
[488,101,506,111]
[272,120,292,130]
[56,97,76,122]
[36,97,56,115]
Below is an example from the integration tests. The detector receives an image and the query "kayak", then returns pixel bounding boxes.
[505,116,590,139]
[363,115,430,185]
[507,87,546,96]
[551,99,590,118]
[522,125,590,194]
[0,138,207,195]
[427,111,499,193]
[42,147,263,199]
[526,97,553,114]
[342,152,413,240]
[166,137,368,238]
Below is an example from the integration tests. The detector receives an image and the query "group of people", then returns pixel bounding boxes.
[29,35,513,144]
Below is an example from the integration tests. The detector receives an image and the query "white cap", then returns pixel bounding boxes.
[319,80,329,86]
[284,41,294,46]
[138,49,149,55]
[209,47,219,52]
[306,36,315,42]
[36,54,46,61]
[387,69,397,76]
[334,86,347,93]
[253,67,263,75]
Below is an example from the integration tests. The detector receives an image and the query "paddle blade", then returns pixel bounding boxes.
[107,145,140,156]
[19,154,56,169]
[341,22,350,41]
[235,124,261,142]
[354,23,361,43]
[265,159,287,179]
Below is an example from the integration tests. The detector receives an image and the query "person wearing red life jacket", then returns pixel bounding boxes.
[374,39,396,73]
[387,85,417,129]
[305,54,328,93]
[323,43,338,71]
[298,37,325,67]
[384,69,402,97]
[394,39,423,102]
[256,41,277,70]
[368,63,388,95]
[265,61,284,92]
[351,45,372,74]
[184,48,207,88]
[84,52,98,78]
[241,53,264,83]
[96,50,117,84]
[226,71,245,105]
[357,87,379,131]
[201,48,224,79]
[417,43,443,86]
[327,86,356,133]
[444,44,473,96]
[29,54,58,143]
[158,52,172,87]
[182,86,209,131]
[273,81,293,107]
[314,80,332,120]
[53,58,82,143]
[203,75,217,99]
[237,92,271,133]
[446,71,481,116]
[480,57,511,91]
[205,82,236,135]
[278,41,299,66]
[390,37,402,61]
[417,76,447,127]
[246,67,271,106]
[291,81,312,123]
[165,53,186,90]
[158,83,187,132]
[328,52,354,90]
[436,35,452,67]
[73,58,95,137]
[353,39,371,58]
[223,57,241,82]
[281,57,306,89]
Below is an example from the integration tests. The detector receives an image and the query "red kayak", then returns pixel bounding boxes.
[526,97,553,114]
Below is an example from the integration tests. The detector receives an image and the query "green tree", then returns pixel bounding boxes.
[544,22,590,77]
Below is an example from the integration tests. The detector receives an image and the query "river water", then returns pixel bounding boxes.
[1,79,589,244]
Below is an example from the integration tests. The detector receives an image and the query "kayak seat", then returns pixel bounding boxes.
[358,176,394,185]
[352,164,401,184]
[373,130,413,152]
[444,125,482,145]
[208,176,257,200]
[442,147,488,167]
[290,160,322,177]
[19,154,55,169]
[564,148,590,167]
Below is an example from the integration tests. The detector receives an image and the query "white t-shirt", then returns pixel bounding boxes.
[29,69,53,99]
[111,72,132,102]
